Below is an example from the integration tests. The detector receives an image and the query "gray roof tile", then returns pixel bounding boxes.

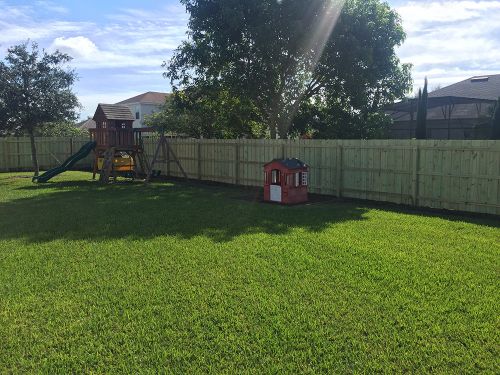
[429,74,500,101]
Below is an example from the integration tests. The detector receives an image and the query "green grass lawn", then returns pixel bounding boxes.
[0,172,498,373]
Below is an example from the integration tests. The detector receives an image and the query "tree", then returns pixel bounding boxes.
[0,42,79,176]
[37,121,87,137]
[167,0,412,139]
[290,100,392,139]
[146,89,265,138]
[492,97,500,140]
[415,78,428,140]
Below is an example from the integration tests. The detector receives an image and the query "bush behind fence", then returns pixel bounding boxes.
[1,137,499,215]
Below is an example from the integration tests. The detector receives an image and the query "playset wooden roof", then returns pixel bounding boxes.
[94,104,135,121]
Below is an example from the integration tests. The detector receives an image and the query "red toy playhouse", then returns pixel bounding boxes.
[264,158,309,204]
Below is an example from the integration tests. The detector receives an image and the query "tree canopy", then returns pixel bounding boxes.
[0,42,79,175]
[165,0,412,139]
[37,121,87,137]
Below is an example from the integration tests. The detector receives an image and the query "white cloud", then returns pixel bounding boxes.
[397,1,500,32]
[0,1,187,119]
[51,36,98,59]
[0,1,187,70]
[48,36,165,69]
[395,1,500,92]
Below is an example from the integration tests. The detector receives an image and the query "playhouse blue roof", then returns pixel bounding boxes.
[265,158,308,169]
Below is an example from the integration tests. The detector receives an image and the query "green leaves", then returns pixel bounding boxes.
[36,121,87,137]
[167,0,412,139]
[0,41,80,134]
[0,41,80,174]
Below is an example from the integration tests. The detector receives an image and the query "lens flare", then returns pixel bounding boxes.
[273,0,346,138]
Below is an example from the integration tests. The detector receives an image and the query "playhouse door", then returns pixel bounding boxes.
[270,185,282,202]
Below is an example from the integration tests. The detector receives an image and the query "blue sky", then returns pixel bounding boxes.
[1,0,500,119]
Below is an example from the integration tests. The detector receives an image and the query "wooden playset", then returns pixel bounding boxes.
[89,104,186,183]
[89,104,148,182]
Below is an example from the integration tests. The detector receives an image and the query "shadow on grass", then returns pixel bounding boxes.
[0,179,368,243]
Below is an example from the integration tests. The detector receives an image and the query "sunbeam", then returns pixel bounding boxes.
[272,0,347,138]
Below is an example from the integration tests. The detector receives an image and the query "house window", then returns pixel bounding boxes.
[302,172,308,186]
[271,170,280,184]
[135,112,140,120]
[286,174,293,186]
[295,172,300,187]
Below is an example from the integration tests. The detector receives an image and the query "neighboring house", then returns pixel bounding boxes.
[388,74,500,139]
[76,118,96,130]
[116,92,170,128]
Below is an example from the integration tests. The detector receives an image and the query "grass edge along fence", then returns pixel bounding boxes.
[1,137,499,216]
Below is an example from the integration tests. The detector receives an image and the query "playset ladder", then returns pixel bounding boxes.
[99,148,115,184]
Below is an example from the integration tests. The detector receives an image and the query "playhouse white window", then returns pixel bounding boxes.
[294,172,300,187]
[271,170,280,184]
[302,172,308,186]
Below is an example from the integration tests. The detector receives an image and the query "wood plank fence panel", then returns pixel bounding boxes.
[0,137,93,172]
[1,137,499,215]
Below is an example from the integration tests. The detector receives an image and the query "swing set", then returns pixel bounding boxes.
[89,104,187,183]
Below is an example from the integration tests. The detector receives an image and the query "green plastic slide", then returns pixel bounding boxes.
[33,141,97,183]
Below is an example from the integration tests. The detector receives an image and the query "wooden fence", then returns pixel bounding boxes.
[1,137,499,215]
[0,137,94,172]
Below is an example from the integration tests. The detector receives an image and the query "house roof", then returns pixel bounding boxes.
[429,74,500,101]
[387,74,500,121]
[265,158,308,169]
[116,92,170,105]
[95,104,135,121]
[388,96,495,115]
[76,118,96,129]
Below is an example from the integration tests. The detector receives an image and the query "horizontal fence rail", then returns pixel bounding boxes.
[1,137,499,215]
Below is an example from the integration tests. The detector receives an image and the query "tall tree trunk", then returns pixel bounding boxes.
[270,125,277,139]
[268,114,278,139]
[277,120,289,139]
[28,129,39,177]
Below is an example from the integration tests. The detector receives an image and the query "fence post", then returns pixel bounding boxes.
[16,137,21,170]
[412,144,420,206]
[336,145,343,198]
[166,139,171,177]
[1,138,6,172]
[69,137,74,155]
[234,142,240,185]
[197,141,202,180]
